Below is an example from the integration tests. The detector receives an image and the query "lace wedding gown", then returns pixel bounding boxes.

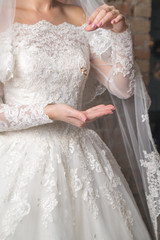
[0,20,151,240]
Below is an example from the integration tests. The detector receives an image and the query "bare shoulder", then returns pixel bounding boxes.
[60,3,86,26]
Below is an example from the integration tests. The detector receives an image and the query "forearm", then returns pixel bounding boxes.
[109,26,136,97]
[0,103,53,132]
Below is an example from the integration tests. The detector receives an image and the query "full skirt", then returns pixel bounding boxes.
[0,122,151,240]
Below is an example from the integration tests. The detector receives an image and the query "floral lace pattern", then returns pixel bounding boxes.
[0,103,53,131]
[111,28,136,96]
[0,135,49,239]
[140,150,160,236]
[87,27,136,100]
[141,113,149,123]
[100,181,134,237]
[0,21,90,133]
[0,21,150,239]
[0,21,137,133]
[0,126,136,239]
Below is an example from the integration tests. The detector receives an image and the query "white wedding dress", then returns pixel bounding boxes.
[0,20,151,240]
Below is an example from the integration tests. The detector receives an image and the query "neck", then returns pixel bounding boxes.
[16,0,56,12]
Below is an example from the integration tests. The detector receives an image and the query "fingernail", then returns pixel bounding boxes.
[111,20,115,24]
[82,116,86,122]
[97,22,103,27]
[91,23,96,29]
[87,19,92,25]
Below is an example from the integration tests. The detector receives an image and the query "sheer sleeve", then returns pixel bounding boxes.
[0,82,53,132]
[88,27,136,99]
[0,31,53,133]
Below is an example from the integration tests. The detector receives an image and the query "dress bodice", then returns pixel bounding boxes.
[0,18,157,240]
[4,20,90,110]
[0,20,135,132]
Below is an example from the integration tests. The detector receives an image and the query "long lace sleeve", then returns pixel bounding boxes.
[89,27,136,99]
[0,82,53,132]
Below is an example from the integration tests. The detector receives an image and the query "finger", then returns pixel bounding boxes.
[86,104,115,113]
[86,108,114,120]
[86,111,114,123]
[85,6,114,31]
[99,10,120,28]
[93,7,116,27]
[106,104,115,109]
[111,14,124,24]
[67,107,87,122]
[85,104,106,113]
[87,7,102,25]
[91,9,109,28]
[89,107,114,116]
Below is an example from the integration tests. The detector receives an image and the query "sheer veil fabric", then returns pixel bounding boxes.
[0,0,159,239]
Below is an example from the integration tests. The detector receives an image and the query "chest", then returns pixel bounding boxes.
[7,22,91,107]
[13,21,90,77]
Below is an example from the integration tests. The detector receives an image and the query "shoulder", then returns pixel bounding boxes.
[59,3,86,26]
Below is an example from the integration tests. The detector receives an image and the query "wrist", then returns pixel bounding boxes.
[111,23,128,33]
[44,104,53,120]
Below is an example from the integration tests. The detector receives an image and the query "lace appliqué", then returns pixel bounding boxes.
[88,28,112,57]
[0,21,139,239]
[100,181,134,238]
[0,103,52,132]
[12,21,90,110]
[110,28,136,96]
[79,130,134,234]
[70,168,99,219]
[0,139,44,239]
[140,150,160,237]
[86,152,103,173]
[87,27,136,100]
[70,168,83,198]
[141,113,149,123]
[82,181,100,219]
[40,165,58,228]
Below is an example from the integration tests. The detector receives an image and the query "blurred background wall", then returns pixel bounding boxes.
[149,0,160,152]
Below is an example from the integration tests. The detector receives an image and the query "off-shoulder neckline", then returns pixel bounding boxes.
[13,19,86,29]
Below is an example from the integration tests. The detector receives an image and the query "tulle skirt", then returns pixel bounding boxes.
[0,122,151,240]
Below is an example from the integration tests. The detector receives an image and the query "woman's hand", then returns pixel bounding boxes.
[81,104,115,124]
[45,103,115,128]
[85,4,128,33]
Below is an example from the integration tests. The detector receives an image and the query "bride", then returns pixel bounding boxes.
[0,0,159,239]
